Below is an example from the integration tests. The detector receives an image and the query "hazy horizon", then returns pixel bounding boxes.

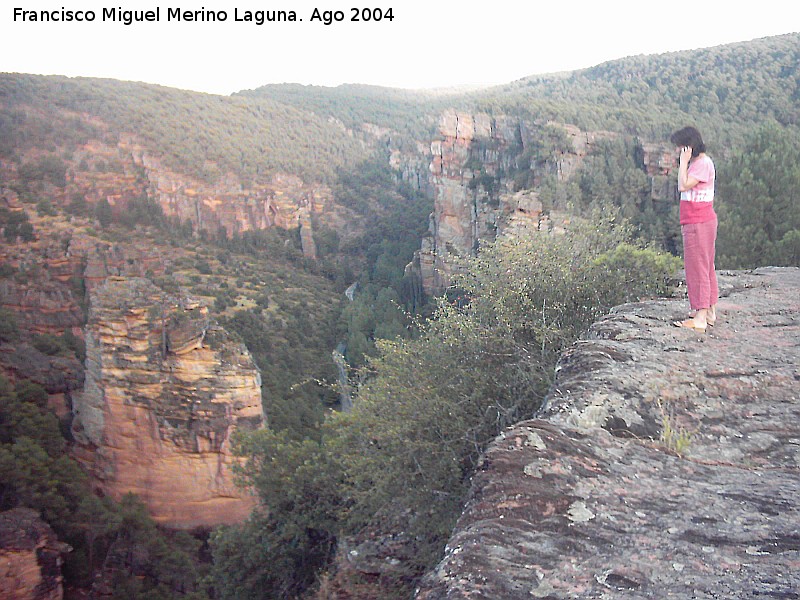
[2,1,796,96]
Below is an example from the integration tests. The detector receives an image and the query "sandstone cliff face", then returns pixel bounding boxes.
[641,141,679,201]
[389,137,435,198]
[416,267,800,598]
[71,234,167,292]
[137,153,326,258]
[411,111,524,295]
[0,233,86,400]
[71,277,264,528]
[0,279,84,336]
[6,124,331,260]
[67,137,330,259]
[0,227,86,338]
[411,111,673,297]
[0,508,69,600]
[0,225,175,403]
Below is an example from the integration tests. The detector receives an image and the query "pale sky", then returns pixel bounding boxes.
[2,1,797,95]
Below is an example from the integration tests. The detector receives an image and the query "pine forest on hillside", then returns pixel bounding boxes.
[0,32,798,599]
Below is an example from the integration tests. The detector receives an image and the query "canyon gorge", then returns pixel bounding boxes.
[0,102,683,595]
[409,109,676,296]
[1,40,797,596]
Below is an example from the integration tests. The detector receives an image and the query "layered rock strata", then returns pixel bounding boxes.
[0,278,84,337]
[8,132,331,258]
[412,111,523,295]
[0,230,172,403]
[411,111,674,297]
[71,277,264,528]
[0,508,69,600]
[73,235,167,292]
[127,144,328,257]
[416,267,800,598]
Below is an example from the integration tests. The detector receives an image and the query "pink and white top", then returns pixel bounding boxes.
[680,154,716,225]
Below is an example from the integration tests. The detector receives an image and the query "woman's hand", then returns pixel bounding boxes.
[679,145,692,167]
[677,146,698,192]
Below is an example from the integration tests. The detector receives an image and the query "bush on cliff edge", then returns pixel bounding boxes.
[212,215,680,599]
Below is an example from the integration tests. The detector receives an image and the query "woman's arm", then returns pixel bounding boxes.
[678,146,699,192]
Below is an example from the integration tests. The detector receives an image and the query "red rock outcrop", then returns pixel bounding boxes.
[416,267,800,598]
[410,112,680,298]
[641,141,679,201]
[124,142,328,256]
[411,112,589,296]
[0,508,69,600]
[73,235,167,292]
[0,278,84,336]
[71,277,264,528]
[411,111,515,295]
[0,210,84,338]
[5,119,333,256]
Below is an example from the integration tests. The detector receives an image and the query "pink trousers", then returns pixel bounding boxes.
[682,217,719,311]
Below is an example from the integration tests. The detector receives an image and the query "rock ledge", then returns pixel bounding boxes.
[416,268,800,599]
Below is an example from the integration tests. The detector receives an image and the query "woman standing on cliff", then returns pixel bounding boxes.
[670,126,718,331]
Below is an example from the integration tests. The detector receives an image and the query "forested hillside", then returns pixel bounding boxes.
[0,32,798,600]
[479,33,800,146]
[3,33,797,183]
[236,82,458,140]
[1,75,371,182]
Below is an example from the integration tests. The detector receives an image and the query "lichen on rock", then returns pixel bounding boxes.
[416,268,800,599]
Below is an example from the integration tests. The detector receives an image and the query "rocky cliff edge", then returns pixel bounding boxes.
[71,277,264,529]
[416,267,800,599]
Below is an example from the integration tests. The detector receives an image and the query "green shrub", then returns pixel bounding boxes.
[64,194,87,219]
[586,242,682,304]
[18,155,67,188]
[31,333,66,356]
[220,216,681,596]
[211,430,340,600]
[196,259,213,275]
[94,198,113,227]
[37,199,58,216]
[0,309,19,342]
[14,380,49,409]
[62,329,87,362]
[0,208,35,242]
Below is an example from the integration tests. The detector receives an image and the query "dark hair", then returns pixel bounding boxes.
[670,126,706,157]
